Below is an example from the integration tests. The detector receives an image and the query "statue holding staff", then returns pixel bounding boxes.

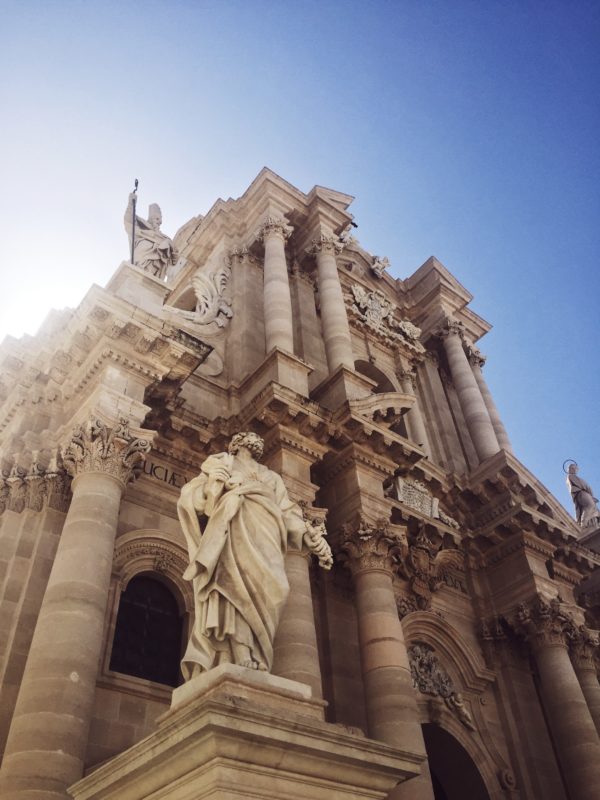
[177,432,332,678]
[124,187,178,279]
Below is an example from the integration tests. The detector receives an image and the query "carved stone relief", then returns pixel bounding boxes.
[0,449,71,515]
[164,259,233,334]
[397,524,465,610]
[408,642,475,731]
[348,284,424,352]
[393,476,459,530]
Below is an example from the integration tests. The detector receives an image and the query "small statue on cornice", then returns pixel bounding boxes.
[125,192,178,280]
[371,255,390,278]
[565,461,600,530]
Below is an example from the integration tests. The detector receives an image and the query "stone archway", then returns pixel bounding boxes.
[423,723,491,800]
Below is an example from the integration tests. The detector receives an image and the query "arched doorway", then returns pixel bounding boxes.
[423,724,491,800]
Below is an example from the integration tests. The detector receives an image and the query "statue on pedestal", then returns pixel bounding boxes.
[566,462,600,530]
[177,432,332,678]
[124,192,178,279]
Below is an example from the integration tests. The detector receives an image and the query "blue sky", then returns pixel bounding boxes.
[1,0,599,511]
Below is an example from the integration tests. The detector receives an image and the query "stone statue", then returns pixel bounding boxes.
[177,432,332,678]
[566,462,600,529]
[124,193,178,279]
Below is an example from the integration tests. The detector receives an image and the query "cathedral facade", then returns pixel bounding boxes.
[0,169,599,800]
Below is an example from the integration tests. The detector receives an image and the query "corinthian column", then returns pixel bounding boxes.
[571,627,600,735]
[439,322,499,462]
[397,367,431,457]
[307,234,354,372]
[257,216,295,354]
[0,419,151,800]
[468,349,512,452]
[340,518,434,800]
[514,597,600,800]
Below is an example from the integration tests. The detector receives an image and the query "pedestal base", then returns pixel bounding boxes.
[239,348,313,404]
[106,261,171,314]
[311,366,376,411]
[69,665,423,800]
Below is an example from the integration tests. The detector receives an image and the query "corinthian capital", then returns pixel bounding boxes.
[339,516,406,576]
[306,233,344,257]
[436,319,465,340]
[63,418,152,487]
[570,625,600,671]
[256,216,293,242]
[512,595,576,652]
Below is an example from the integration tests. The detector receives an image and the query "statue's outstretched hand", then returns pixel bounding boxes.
[304,521,333,570]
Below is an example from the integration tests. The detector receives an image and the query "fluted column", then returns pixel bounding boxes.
[340,518,434,800]
[257,216,295,354]
[398,367,431,457]
[514,597,600,800]
[468,349,512,452]
[439,322,499,461]
[307,234,354,372]
[0,419,151,800]
[273,548,323,698]
[571,627,600,735]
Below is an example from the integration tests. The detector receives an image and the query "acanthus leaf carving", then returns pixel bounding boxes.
[257,216,293,242]
[339,515,406,575]
[63,417,152,486]
[511,594,577,651]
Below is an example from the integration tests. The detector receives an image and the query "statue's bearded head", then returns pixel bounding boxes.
[148,203,162,230]
[228,432,264,460]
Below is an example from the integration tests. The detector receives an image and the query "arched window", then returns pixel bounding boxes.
[109,574,183,687]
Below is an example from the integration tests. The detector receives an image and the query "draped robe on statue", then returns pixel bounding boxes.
[177,453,307,678]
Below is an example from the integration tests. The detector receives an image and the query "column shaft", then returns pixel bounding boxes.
[314,244,354,371]
[0,472,123,800]
[471,361,512,452]
[272,550,323,698]
[399,372,431,456]
[262,227,294,353]
[352,566,434,800]
[575,665,600,736]
[535,643,600,800]
[442,331,499,461]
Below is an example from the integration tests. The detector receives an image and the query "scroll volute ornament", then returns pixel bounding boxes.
[63,417,152,486]
[339,516,407,575]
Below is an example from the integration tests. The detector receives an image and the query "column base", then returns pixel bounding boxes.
[69,664,423,800]
[311,366,376,411]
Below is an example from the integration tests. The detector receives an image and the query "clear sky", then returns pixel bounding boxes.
[1,0,599,513]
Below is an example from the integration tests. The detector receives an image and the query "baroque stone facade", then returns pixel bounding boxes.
[0,168,599,800]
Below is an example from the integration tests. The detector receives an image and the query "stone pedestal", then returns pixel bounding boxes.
[106,261,171,315]
[69,665,423,800]
[311,365,376,411]
[238,348,312,405]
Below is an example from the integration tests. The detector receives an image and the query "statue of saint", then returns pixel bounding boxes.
[177,432,332,678]
[124,193,178,279]
[566,462,600,529]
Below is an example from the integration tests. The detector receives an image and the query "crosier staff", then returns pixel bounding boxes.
[130,178,139,264]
